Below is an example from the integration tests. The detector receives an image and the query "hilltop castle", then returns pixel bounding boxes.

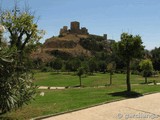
[59,21,89,36]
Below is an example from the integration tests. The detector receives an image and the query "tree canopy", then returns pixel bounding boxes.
[139,59,153,83]
[0,5,44,52]
[116,33,144,92]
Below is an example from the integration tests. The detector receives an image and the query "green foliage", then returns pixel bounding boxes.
[79,36,108,52]
[131,70,140,75]
[139,59,153,72]
[81,61,89,74]
[139,59,154,78]
[77,67,84,77]
[130,59,140,71]
[0,6,45,52]
[107,62,116,73]
[0,4,42,114]
[33,58,43,69]
[115,33,144,91]
[41,66,53,72]
[50,50,72,60]
[98,61,107,73]
[0,47,36,114]
[65,60,72,72]
[50,58,62,72]
[88,58,97,74]
[70,58,81,72]
[116,33,144,61]
[151,47,160,70]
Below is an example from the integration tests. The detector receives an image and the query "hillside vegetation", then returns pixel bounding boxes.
[32,34,112,62]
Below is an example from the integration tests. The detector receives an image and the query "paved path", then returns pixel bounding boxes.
[43,93,160,120]
[38,86,66,90]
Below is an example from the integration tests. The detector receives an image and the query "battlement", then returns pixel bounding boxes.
[59,21,89,36]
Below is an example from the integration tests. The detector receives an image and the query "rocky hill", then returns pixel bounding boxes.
[31,21,113,62]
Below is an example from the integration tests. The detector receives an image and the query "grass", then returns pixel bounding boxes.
[1,72,160,120]
[34,72,160,87]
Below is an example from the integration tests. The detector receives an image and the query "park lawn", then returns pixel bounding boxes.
[1,72,160,119]
[34,72,160,87]
[1,85,160,120]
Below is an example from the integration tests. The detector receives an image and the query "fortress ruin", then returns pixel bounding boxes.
[59,21,89,36]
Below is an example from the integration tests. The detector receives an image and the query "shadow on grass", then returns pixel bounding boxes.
[66,85,86,88]
[108,91,143,98]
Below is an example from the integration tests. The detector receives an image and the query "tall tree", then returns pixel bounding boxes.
[116,33,144,92]
[0,3,43,114]
[0,4,44,53]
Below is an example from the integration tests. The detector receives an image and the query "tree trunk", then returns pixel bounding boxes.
[126,60,131,92]
[145,77,147,84]
[79,76,82,86]
[110,73,112,85]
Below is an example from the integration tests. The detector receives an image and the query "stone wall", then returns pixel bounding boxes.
[59,21,89,36]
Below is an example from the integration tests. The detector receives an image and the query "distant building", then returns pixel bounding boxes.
[59,21,89,36]
[59,21,116,44]
[107,39,115,44]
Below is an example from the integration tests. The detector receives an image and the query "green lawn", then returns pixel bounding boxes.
[1,72,160,120]
[34,72,160,87]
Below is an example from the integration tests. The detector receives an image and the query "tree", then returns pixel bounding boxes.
[107,62,116,85]
[139,59,153,84]
[88,58,97,74]
[70,58,81,72]
[116,33,144,92]
[65,60,72,73]
[81,61,89,75]
[98,61,106,73]
[0,4,44,55]
[151,47,160,71]
[0,4,43,114]
[51,58,63,73]
[77,67,84,86]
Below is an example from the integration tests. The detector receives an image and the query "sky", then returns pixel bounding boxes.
[1,0,160,50]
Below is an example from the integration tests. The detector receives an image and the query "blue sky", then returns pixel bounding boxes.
[1,0,160,50]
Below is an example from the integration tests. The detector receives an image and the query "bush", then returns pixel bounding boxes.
[41,67,52,72]
[131,70,140,75]
[0,48,36,114]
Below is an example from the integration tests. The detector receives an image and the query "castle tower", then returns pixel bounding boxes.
[70,21,80,33]
[81,27,88,34]
[59,26,68,36]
